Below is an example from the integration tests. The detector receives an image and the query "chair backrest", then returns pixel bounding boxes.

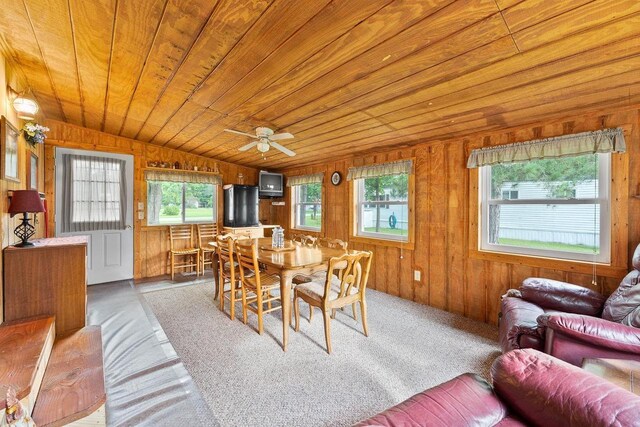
[169,225,195,250]
[234,239,261,289]
[320,251,372,303]
[216,233,237,281]
[198,223,218,247]
[317,237,348,250]
[292,233,317,246]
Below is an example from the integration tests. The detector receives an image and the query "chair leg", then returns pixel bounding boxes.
[229,281,236,320]
[241,286,248,325]
[294,294,300,332]
[308,303,313,323]
[352,303,358,321]
[360,299,369,337]
[171,254,175,281]
[267,290,272,310]
[331,308,337,319]
[218,276,225,311]
[322,309,332,354]
[257,291,264,335]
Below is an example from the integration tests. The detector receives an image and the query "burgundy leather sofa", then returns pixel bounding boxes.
[499,244,640,366]
[355,349,640,427]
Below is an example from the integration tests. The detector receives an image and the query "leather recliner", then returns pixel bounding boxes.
[499,244,640,366]
[355,349,640,427]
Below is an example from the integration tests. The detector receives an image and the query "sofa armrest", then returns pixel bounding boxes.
[519,278,606,316]
[354,374,509,427]
[538,313,640,354]
[499,297,545,352]
[492,349,640,427]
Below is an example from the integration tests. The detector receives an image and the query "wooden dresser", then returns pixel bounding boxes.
[3,236,88,335]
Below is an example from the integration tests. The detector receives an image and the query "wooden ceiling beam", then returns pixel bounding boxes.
[133,0,273,142]
[117,0,220,139]
[102,0,167,134]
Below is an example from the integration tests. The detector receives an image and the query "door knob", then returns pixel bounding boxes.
[125,225,133,230]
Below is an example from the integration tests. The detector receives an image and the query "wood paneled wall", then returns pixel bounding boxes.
[43,120,258,279]
[0,51,47,324]
[271,107,640,325]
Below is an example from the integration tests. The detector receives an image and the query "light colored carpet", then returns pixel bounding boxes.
[141,282,500,427]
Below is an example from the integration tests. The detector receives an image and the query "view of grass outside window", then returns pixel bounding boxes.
[293,183,321,230]
[356,174,409,241]
[480,153,610,262]
[147,181,216,225]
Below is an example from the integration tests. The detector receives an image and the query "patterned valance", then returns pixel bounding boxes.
[286,172,324,187]
[144,168,222,185]
[467,128,626,168]
[347,159,413,181]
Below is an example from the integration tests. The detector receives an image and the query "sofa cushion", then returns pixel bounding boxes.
[492,349,640,427]
[520,278,606,316]
[499,297,545,352]
[354,373,516,427]
[602,269,640,328]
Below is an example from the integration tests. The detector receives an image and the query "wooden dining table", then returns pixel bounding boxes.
[210,237,348,351]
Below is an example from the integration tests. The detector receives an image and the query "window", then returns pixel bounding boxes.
[292,183,322,231]
[479,153,610,262]
[355,174,409,241]
[61,154,127,232]
[147,181,216,225]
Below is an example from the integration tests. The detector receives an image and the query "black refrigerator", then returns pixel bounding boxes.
[223,185,259,227]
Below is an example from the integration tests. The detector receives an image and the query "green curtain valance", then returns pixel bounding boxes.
[286,172,324,187]
[467,128,626,168]
[144,168,222,185]
[347,159,413,181]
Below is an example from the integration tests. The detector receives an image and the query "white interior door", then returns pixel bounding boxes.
[55,148,134,285]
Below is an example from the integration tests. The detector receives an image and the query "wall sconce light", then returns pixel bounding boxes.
[9,86,39,121]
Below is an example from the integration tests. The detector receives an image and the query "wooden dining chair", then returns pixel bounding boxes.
[169,225,200,280]
[317,237,348,250]
[292,233,317,246]
[197,223,218,273]
[291,234,319,285]
[294,251,373,354]
[216,233,244,320]
[235,239,283,336]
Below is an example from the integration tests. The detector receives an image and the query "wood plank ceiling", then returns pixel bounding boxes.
[1,0,639,169]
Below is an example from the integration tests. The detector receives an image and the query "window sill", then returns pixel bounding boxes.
[469,248,627,278]
[350,235,414,250]
[290,227,322,234]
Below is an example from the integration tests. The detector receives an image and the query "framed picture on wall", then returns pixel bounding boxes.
[1,116,20,183]
[27,152,38,190]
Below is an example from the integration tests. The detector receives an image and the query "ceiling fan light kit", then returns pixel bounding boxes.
[224,127,296,157]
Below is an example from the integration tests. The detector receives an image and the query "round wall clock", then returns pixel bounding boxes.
[331,171,342,186]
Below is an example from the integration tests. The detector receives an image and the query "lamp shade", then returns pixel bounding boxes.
[8,190,45,217]
[12,89,39,121]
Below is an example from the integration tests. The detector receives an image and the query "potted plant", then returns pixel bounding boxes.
[22,122,49,146]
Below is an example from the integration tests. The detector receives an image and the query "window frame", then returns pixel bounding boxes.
[348,164,415,250]
[478,153,611,263]
[354,177,410,242]
[290,183,323,232]
[146,181,218,226]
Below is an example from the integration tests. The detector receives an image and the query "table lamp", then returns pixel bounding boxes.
[8,190,45,247]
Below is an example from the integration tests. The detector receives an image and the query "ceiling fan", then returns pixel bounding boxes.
[223,127,296,156]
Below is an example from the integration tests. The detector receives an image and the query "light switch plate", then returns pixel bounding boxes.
[138,211,145,220]
[138,202,144,210]
[414,270,421,281]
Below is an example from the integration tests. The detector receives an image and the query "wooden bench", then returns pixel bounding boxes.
[0,316,55,417]
[32,326,106,426]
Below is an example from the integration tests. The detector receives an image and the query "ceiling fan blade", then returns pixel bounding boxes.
[238,141,259,151]
[224,128,257,138]
[269,141,296,156]
[269,132,294,141]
